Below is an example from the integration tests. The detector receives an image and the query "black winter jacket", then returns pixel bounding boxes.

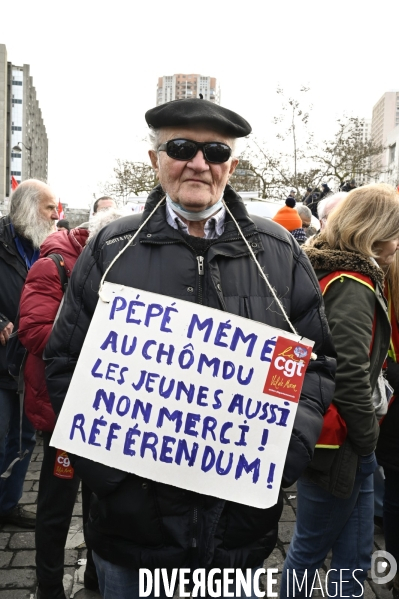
[44,185,336,571]
[377,353,399,471]
[377,391,399,472]
[0,216,29,390]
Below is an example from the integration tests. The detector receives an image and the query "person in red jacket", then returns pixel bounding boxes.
[18,226,93,599]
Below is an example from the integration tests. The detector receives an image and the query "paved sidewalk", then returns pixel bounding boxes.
[0,438,394,598]
[0,437,99,599]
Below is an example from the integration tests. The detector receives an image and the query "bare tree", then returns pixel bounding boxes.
[229,159,260,194]
[314,117,386,188]
[235,110,385,201]
[230,145,283,199]
[271,86,317,197]
[102,160,158,203]
[235,87,320,200]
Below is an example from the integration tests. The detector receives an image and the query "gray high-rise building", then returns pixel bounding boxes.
[0,43,48,204]
[371,90,399,174]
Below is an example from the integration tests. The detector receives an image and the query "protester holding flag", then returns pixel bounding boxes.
[282,184,399,598]
[44,98,336,599]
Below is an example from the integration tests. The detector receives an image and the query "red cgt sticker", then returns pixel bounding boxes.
[53,449,74,479]
[263,337,312,403]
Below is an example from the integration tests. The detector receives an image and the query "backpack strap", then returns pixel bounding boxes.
[48,253,68,292]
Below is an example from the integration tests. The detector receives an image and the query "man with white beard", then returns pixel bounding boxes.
[0,179,58,529]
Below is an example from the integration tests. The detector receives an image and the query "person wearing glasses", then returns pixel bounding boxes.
[44,98,336,599]
[296,204,312,230]
[296,203,316,239]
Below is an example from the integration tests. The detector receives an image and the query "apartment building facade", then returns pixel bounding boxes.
[371,91,399,174]
[156,74,220,105]
[384,125,399,188]
[356,118,372,185]
[0,43,48,204]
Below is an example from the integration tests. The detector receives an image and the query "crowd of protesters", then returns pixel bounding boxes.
[0,97,399,599]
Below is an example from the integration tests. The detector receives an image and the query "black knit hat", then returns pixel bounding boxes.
[285,197,296,208]
[57,219,70,231]
[145,98,252,138]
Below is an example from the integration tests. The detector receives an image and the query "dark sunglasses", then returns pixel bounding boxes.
[158,138,232,164]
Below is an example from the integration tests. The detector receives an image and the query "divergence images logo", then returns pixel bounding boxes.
[371,550,397,585]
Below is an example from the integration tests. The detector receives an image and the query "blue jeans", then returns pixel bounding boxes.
[373,466,385,518]
[0,387,36,514]
[93,552,264,599]
[281,453,377,598]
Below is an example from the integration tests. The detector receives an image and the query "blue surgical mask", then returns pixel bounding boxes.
[166,193,224,222]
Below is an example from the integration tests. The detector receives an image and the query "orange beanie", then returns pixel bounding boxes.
[272,206,302,231]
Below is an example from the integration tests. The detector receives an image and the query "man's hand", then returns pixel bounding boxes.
[0,322,14,346]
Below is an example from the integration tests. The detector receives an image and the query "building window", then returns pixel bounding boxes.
[11,171,22,176]
[11,153,22,159]
[11,126,22,131]
[12,80,23,86]
[12,99,22,104]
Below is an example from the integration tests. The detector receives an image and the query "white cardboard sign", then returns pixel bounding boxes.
[51,282,314,509]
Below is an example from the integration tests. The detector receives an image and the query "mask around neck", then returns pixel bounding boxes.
[166,193,223,222]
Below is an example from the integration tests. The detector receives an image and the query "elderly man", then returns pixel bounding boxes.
[317,191,348,230]
[0,179,58,529]
[296,203,312,229]
[93,196,116,214]
[45,99,335,599]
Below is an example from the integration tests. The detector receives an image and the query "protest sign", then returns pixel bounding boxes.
[51,282,314,509]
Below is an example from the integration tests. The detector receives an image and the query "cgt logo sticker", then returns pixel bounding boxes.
[263,337,312,402]
[53,449,74,479]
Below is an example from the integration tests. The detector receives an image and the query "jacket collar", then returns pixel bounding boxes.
[139,184,258,243]
[0,215,14,245]
[0,215,28,268]
[304,238,385,289]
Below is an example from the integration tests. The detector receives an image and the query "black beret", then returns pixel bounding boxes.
[145,98,251,138]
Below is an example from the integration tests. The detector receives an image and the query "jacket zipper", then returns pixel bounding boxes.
[142,232,259,308]
[197,256,204,305]
[141,232,258,249]
[192,504,198,548]
[197,255,204,275]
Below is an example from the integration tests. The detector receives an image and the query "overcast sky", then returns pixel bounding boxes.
[1,0,398,207]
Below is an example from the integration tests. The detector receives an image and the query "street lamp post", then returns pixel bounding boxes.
[12,141,32,178]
